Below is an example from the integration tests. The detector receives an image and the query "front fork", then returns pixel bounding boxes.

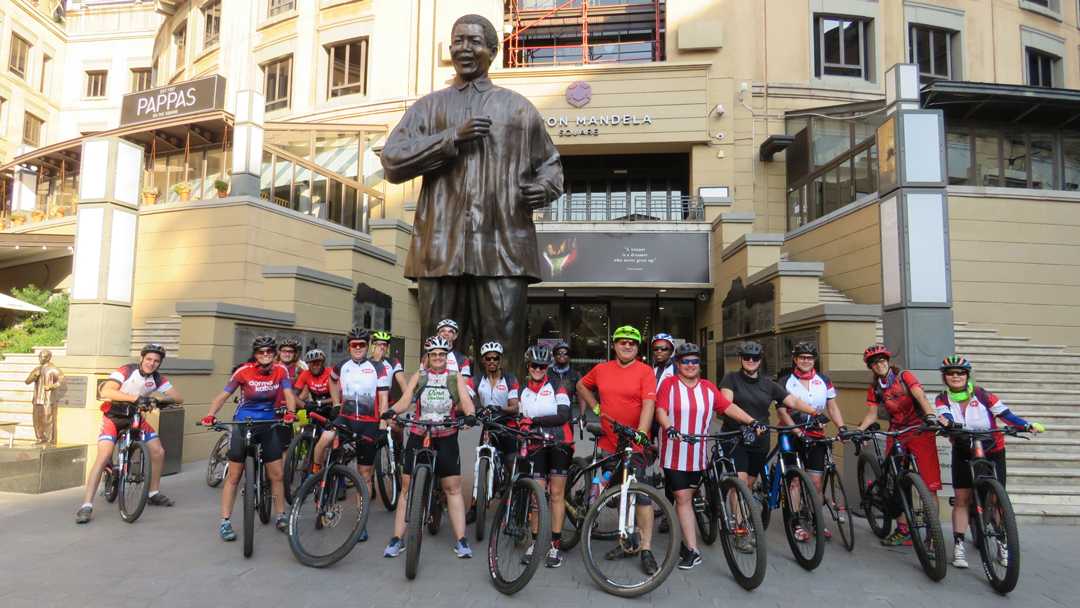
[617,448,638,541]
[472,442,495,501]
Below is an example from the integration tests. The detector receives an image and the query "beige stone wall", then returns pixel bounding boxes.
[784,203,882,304]
[949,190,1080,348]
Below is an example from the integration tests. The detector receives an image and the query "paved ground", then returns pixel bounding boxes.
[1,428,1076,608]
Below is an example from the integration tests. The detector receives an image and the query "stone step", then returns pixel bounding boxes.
[993,466,1080,487]
[976,372,1080,384]
[963,360,1080,373]
[979,390,1079,403]
[1013,503,1080,525]
[1009,489,1080,507]
[960,344,1070,356]
[0,361,45,373]
[986,452,1080,469]
[1005,436,1080,452]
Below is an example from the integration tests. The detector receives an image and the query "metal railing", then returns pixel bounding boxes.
[534,194,704,222]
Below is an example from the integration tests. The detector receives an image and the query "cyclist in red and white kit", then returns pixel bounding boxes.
[294,349,338,418]
[435,319,472,377]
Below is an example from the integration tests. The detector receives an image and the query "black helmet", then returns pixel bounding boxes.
[525,345,553,366]
[675,342,700,359]
[737,341,764,357]
[347,327,370,342]
[279,338,301,351]
[140,343,167,359]
[792,341,818,358]
[252,335,277,351]
[552,340,571,354]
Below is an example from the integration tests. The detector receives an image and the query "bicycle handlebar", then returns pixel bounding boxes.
[937,424,1030,439]
[391,414,468,430]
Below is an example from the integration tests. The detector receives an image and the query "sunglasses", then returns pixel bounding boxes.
[741,355,762,362]
[869,357,889,366]
[483,356,501,362]
[349,341,368,349]
[678,358,701,366]
[615,340,638,347]
[528,363,549,370]
[255,348,275,356]
[652,346,672,352]
[943,370,968,377]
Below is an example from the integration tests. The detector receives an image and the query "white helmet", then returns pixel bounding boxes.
[426,336,452,353]
[436,319,459,333]
[480,341,503,356]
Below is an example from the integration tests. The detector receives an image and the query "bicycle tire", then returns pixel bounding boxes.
[258,459,272,525]
[206,432,229,488]
[974,478,1019,594]
[858,450,892,538]
[901,471,946,582]
[374,440,400,511]
[243,455,256,558]
[283,433,310,505]
[118,441,150,523]
[824,468,855,551]
[428,488,444,536]
[696,475,719,545]
[559,460,589,552]
[752,477,772,530]
[781,467,825,571]
[488,477,550,595]
[405,465,431,580]
[288,464,370,568]
[475,457,490,542]
[103,444,119,503]
[717,476,766,590]
[581,482,681,598]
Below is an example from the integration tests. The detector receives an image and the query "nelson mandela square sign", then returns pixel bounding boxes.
[120,75,226,127]
[538,232,710,284]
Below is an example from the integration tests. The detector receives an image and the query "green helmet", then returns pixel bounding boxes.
[612,325,642,343]
[371,330,392,344]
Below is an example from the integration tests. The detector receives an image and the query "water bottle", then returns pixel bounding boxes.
[590,470,613,502]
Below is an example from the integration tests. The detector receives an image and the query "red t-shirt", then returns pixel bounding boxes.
[865,369,923,428]
[295,367,333,400]
[580,359,657,453]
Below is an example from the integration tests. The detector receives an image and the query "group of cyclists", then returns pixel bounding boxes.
[75,317,1047,585]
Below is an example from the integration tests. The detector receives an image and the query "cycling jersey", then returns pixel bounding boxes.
[332,358,390,422]
[412,369,460,439]
[935,386,1028,453]
[225,362,292,421]
[446,350,472,377]
[100,363,173,417]
[865,368,923,428]
[657,376,731,472]
[720,371,789,450]
[781,370,836,438]
[468,372,520,411]
[547,365,581,406]
[295,367,334,400]
[519,378,572,445]
[653,362,675,389]
[580,359,656,453]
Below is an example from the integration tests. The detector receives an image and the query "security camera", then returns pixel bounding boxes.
[697,292,709,302]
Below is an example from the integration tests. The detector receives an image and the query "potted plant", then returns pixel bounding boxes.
[11,211,28,226]
[172,182,192,202]
[142,186,159,206]
[213,179,229,198]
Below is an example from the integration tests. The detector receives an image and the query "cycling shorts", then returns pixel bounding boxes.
[951,447,1006,490]
[663,468,703,493]
[403,433,460,479]
[527,443,574,479]
[331,416,380,466]
[228,423,285,463]
[98,414,158,443]
[796,437,829,473]
[732,444,769,476]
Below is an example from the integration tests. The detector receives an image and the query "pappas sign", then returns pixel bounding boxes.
[120,75,226,127]
[537,232,710,284]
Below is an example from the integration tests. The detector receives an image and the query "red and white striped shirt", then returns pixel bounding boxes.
[656,376,731,472]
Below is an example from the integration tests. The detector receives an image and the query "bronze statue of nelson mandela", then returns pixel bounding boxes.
[382,13,563,374]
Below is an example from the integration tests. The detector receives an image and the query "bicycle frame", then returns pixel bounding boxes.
[761,432,803,510]
[473,421,502,505]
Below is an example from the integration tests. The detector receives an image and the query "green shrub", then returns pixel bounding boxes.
[0,285,69,353]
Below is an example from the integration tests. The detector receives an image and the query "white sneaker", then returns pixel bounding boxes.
[952,541,969,568]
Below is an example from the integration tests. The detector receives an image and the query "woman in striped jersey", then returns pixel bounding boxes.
[655,342,760,570]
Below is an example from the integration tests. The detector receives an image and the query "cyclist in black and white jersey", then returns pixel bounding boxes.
[465,341,520,524]
[436,319,472,377]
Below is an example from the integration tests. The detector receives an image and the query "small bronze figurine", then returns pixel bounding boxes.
[25,349,63,445]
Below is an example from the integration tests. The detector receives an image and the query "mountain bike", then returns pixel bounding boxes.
[100,396,176,523]
[801,433,856,551]
[374,425,401,511]
[392,415,468,580]
[750,421,826,571]
[673,428,766,590]
[852,423,946,581]
[198,415,286,558]
[284,397,334,504]
[481,417,554,595]
[561,417,607,552]
[287,411,371,568]
[471,407,509,542]
[939,424,1028,594]
[206,429,230,488]
[578,415,680,598]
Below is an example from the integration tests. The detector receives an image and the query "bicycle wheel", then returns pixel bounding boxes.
[559,459,589,551]
[695,475,719,545]
[581,482,680,598]
[474,457,490,542]
[717,476,766,590]
[258,460,272,525]
[428,488,444,536]
[243,455,256,558]
[374,440,400,511]
[283,433,311,505]
[405,465,431,580]
[102,444,119,503]
[488,477,550,595]
[781,468,825,571]
[289,464,370,568]
[206,432,229,488]
[118,441,150,523]
[823,468,854,551]
[858,451,892,538]
[973,478,1019,594]
[752,476,772,530]
[901,472,946,582]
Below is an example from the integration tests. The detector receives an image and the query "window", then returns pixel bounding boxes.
[40,54,51,93]
[814,15,871,79]
[263,55,292,111]
[327,38,368,98]
[506,1,665,67]
[9,34,30,79]
[1026,48,1058,87]
[86,71,108,98]
[203,1,221,49]
[23,113,43,147]
[1019,0,1060,17]
[909,25,954,83]
[173,23,187,70]
[269,0,295,17]
[130,68,153,92]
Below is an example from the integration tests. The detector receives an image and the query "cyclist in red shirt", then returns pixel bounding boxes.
[856,344,943,546]
[294,349,338,417]
[576,325,659,575]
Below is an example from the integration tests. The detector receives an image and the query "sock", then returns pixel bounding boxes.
[551,532,561,549]
[221,517,230,524]
[897,523,910,535]
[81,502,93,509]
[148,490,159,498]
[954,532,965,544]
[390,536,400,543]
[312,463,322,474]
[458,537,467,545]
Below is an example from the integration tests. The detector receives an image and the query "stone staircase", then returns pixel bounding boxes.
[819,281,855,304]
[129,316,181,357]
[0,348,66,445]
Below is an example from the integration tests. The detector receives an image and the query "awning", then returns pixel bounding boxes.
[0,233,74,269]
[922,80,1080,128]
[0,293,46,313]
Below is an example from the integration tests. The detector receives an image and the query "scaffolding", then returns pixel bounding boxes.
[504,0,665,68]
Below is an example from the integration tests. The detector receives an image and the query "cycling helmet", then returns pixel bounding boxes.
[737,341,764,357]
[303,349,327,363]
[252,335,277,351]
[279,338,301,351]
[525,345,554,366]
[480,341,504,356]
[436,319,459,333]
[426,336,451,353]
[347,327,370,342]
[552,340,571,354]
[140,343,167,359]
[612,325,642,343]
[863,344,892,366]
[423,336,436,351]
[371,330,392,344]
[792,341,818,358]
[674,342,700,359]
[651,332,675,347]
[939,354,972,373]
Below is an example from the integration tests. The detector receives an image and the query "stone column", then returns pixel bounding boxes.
[876,64,954,370]
[230,90,265,198]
